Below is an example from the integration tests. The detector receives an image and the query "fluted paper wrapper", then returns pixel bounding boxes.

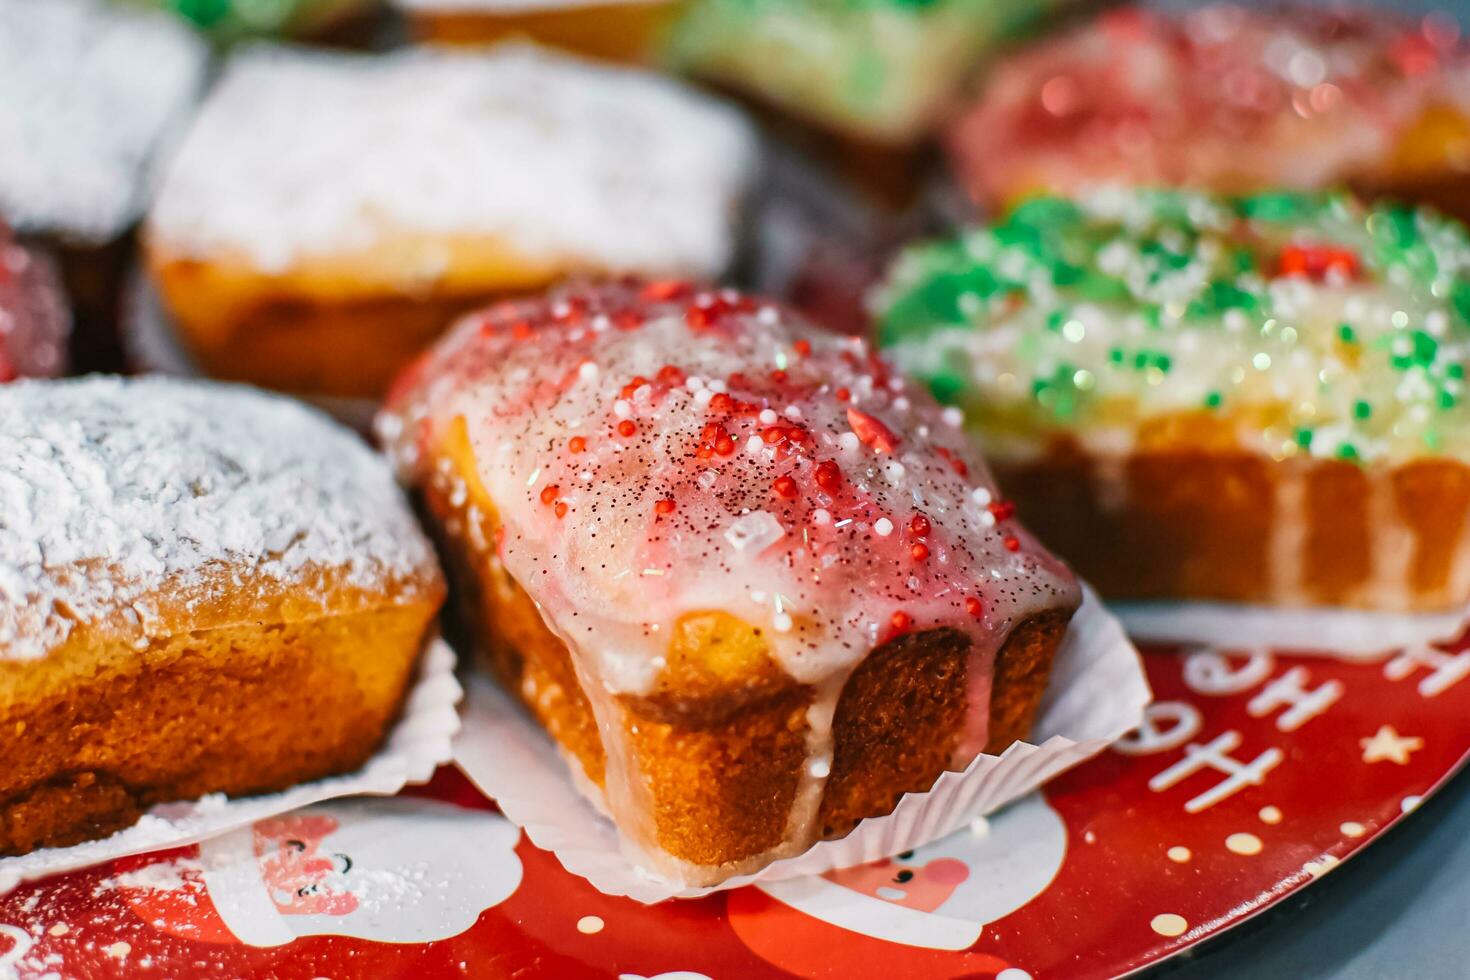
[454,586,1149,903]
[0,640,462,894]
[1117,600,1470,661]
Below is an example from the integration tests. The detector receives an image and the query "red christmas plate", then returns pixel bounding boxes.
[3,634,1468,980]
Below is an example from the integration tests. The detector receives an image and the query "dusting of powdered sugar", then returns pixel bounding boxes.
[147,42,757,277]
[0,0,208,244]
[0,376,439,662]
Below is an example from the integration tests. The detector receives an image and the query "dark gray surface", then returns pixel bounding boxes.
[1151,766,1470,978]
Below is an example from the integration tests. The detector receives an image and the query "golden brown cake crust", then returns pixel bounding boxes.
[0,603,438,856]
[996,440,1470,611]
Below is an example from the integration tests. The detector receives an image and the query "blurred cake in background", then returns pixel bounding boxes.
[875,188,1470,611]
[0,0,207,368]
[950,5,1470,219]
[141,43,757,404]
[394,0,682,62]
[666,0,1074,147]
[0,224,69,382]
[120,0,374,42]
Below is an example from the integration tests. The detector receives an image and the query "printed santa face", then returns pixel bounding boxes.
[735,792,1068,953]
[111,798,522,947]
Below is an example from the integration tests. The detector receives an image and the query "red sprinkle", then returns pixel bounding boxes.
[770,369,788,384]
[889,611,912,635]
[555,502,569,519]
[708,392,733,413]
[656,364,686,387]
[511,320,534,341]
[1276,244,1361,282]
[773,475,799,499]
[909,514,931,537]
[641,279,691,302]
[835,387,851,402]
[793,339,812,357]
[814,460,843,493]
[988,500,1016,521]
[619,375,649,400]
[965,596,984,618]
[539,485,560,505]
[1003,536,1020,552]
[654,498,676,516]
[568,436,586,453]
[847,408,899,454]
[910,543,930,561]
[617,420,637,437]
[762,427,788,445]
[613,309,644,331]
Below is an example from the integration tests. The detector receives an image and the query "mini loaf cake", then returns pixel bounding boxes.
[395,0,681,62]
[950,5,1470,217]
[143,43,756,402]
[0,0,207,369]
[0,377,445,856]
[0,225,69,381]
[876,189,1470,611]
[666,0,1071,145]
[381,280,1080,883]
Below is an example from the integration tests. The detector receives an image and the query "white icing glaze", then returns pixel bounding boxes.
[0,0,208,243]
[0,376,440,662]
[148,43,757,278]
[381,281,1079,870]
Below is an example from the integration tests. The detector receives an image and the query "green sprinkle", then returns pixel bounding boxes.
[1353,400,1372,420]
[1108,347,1125,364]
[1338,323,1357,344]
[1295,427,1314,448]
[1449,363,1465,379]
[1204,391,1223,409]
[1338,443,1360,460]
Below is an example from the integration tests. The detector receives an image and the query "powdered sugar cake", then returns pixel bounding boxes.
[143,43,757,401]
[0,0,207,244]
[380,280,1079,884]
[0,377,445,855]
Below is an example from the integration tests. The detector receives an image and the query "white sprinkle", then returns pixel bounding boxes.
[698,469,718,489]
[759,408,778,425]
[873,517,894,537]
[613,399,632,419]
[784,405,802,420]
[526,466,541,488]
[725,510,785,553]
[579,470,593,482]
[941,407,964,428]
[693,388,713,407]
[706,379,727,393]
[833,518,853,528]
[686,375,705,390]
[839,432,861,453]
[773,612,793,633]
[892,397,910,412]
[971,486,993,505]
[884,461,906,482]
[578,361,598,381]
[808,758,831,779]
[757,306,780,325]
[632,384,652,403]
[812,508,832,525]
[746,434,763,453]
[980,511,996,527]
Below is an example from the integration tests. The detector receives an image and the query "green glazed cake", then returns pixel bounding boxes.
[875,188,1470,610]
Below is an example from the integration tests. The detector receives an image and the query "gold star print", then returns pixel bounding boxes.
[1360,725,1424,765]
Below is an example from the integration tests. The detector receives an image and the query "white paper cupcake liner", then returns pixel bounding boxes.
[453,585,1149,903]
[120,271,380,433]
[0,638,461,894]
[1116,599,1470,660]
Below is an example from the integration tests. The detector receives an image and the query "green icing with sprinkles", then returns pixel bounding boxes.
[874,188,1470,464]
